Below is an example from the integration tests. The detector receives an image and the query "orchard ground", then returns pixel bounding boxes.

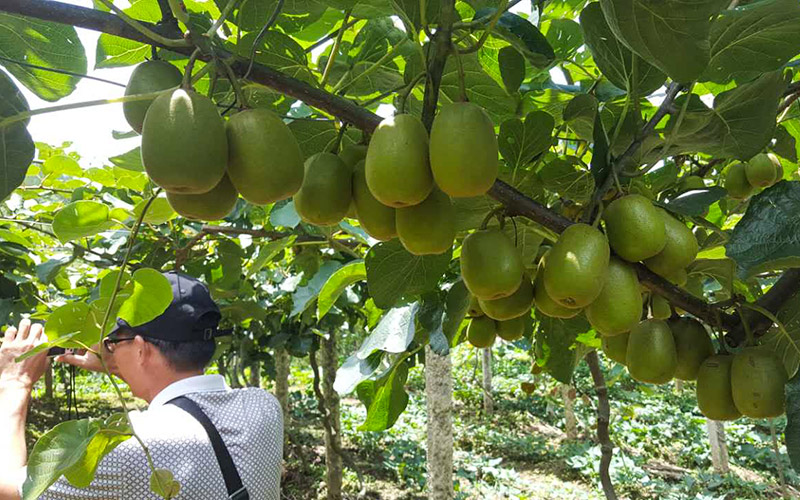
[29,341,796,499]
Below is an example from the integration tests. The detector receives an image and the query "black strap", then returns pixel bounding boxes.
[168,396,249,500]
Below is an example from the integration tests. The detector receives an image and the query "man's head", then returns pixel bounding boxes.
[103,271,227,402]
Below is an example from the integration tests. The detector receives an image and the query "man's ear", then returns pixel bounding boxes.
[134,335,150,364]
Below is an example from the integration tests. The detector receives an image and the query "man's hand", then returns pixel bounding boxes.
[0,319,49,392]
[55,345,119,376]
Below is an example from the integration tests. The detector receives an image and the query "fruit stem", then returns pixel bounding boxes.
[396,72,426,114]
[320,8,352,89]
[591,201,604,228]
[219,57,249,109]
[95,0,190,48]
[479,206,505,230]
[451,44,468,102]
[0,88,178,131]
[182,48,202,89]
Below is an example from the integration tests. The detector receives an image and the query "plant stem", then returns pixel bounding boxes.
[205,0,241,37]
[458,0,508,54]
[95,0,189,48]
[320,9,352,89]
[0,88,177,130]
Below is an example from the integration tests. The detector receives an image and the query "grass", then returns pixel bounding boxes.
[26,343,796,499]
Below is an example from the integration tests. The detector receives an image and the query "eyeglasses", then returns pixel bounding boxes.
[103,336,136,353]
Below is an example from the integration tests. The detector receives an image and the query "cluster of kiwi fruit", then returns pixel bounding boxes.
[723,153,783,200]
[124,61,305,220]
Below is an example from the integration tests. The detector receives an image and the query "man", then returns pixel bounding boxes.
[0,271,283,499]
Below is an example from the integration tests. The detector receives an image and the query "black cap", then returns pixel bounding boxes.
[110,271,231,342]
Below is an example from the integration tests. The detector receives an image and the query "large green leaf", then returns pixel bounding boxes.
[291,260,343,316]
[579,2,666,95]
[498,111,555,170]
[726,181,800,277]
[759,291,800,379]
[247,235,297,277]
[317,260,367,319]
[439,52,516,123]
[599,0,727,83]
[473,9,555,69]
[356,303,418,358]
[669,71,785,160]
[0,14,87,100]
[0,69,33,202]
[52,201,115,243]
[704,0,800,83]
[45,303,91,341]
[534,313,592,383]
[117,268,173,327]
[334,350,383,395]
[63,414,132,488]
[662,187,727,217]
[538,156,595,203]
[0,68,28,121]
[365,239,452,309]
[95,0,161,68]
[22,419,102,499]
[357,360,410,431]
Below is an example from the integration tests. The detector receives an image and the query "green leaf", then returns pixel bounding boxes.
[758,291,800,379]
[215,239,245,289]
[334,351,383,395]
[579,2,666,95]
[726,181,800,277]
[704,0,800,83]
[288,120,340,159]
[109,147,144,172]
[543,19,584,60]
[365,239,452,309]
[502,219,545,264]
[269,200,301,228]
[563,94,597,141]
[442,280,470,349]
[669,71,785,160]
[0,68,29,122]
[133,197,176,225]
[0,119,34,202]
[22,419,101,500]
[317,260,367,319]
[538,156,595,203]
[662,187,727,217]
[439,52,516,123]
[473,9,555,69]
[117,268,173,327]
[45,302,91,340]
[63,414,132,488]
[52,201,115,243]
[36,257,71,285]
[357,303,418,358]
[358,361,410,431]
[498,111,555,170]
[497,46,525,93]
[785,372,800,472]
[291,260,343,316]
[0,14,87,101]
[534,313,592,383]
[598,0,727,83]
[94,0,160,68]
[248,235,297,276]
[687,258,735,296]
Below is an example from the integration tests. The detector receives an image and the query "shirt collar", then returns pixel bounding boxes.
[149,374,229,409]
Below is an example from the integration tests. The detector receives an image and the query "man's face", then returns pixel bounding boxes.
[103,333,146,397]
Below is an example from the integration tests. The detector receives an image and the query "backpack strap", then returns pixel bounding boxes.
[168,396,249,500]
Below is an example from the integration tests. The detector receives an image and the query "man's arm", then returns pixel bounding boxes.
[0,320,48,500]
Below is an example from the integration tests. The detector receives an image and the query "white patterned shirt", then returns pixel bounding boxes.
[35,375,283,499]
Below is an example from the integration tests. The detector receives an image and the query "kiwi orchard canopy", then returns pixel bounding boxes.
[0,0,799,498]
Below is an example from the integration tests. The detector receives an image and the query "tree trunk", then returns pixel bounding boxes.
[561,384,577,440]
[320,334,342,500]
[675,380,684,392]
[275,347,291,440]
[425,345,454,500]
[706,420,729,474]
[248,361,261,387]
[481,348,493,417]
[44,364,53,399]
[586,350,618,500]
